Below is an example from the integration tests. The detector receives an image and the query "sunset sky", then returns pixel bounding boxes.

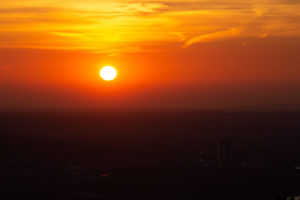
[1,0,300,110]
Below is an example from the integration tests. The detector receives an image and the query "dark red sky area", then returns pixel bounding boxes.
[1,37,300,111]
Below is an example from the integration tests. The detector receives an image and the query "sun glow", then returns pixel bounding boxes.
[100,66,117,81]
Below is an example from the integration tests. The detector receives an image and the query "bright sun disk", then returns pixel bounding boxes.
[100,66,117,81]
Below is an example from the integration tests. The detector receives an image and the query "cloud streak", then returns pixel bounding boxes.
[183,28,240,47]
[0,0,299,52]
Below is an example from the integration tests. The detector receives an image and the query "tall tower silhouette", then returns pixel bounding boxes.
[217,137,230,167]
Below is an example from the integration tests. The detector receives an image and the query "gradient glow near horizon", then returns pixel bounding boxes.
[0,0,300,110]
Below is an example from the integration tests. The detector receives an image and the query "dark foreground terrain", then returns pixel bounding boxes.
[0,111,299,199]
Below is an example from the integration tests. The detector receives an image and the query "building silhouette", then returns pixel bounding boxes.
[217,137,230,167]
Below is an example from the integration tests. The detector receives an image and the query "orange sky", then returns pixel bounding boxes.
[0,0,300,110]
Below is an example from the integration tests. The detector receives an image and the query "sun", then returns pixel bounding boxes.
[100,66,117,81]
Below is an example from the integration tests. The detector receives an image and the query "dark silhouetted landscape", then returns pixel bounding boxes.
[1,111,299,199]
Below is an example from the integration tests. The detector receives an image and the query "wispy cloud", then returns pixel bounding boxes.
[184,28,240,47]
[0,0,299,52]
